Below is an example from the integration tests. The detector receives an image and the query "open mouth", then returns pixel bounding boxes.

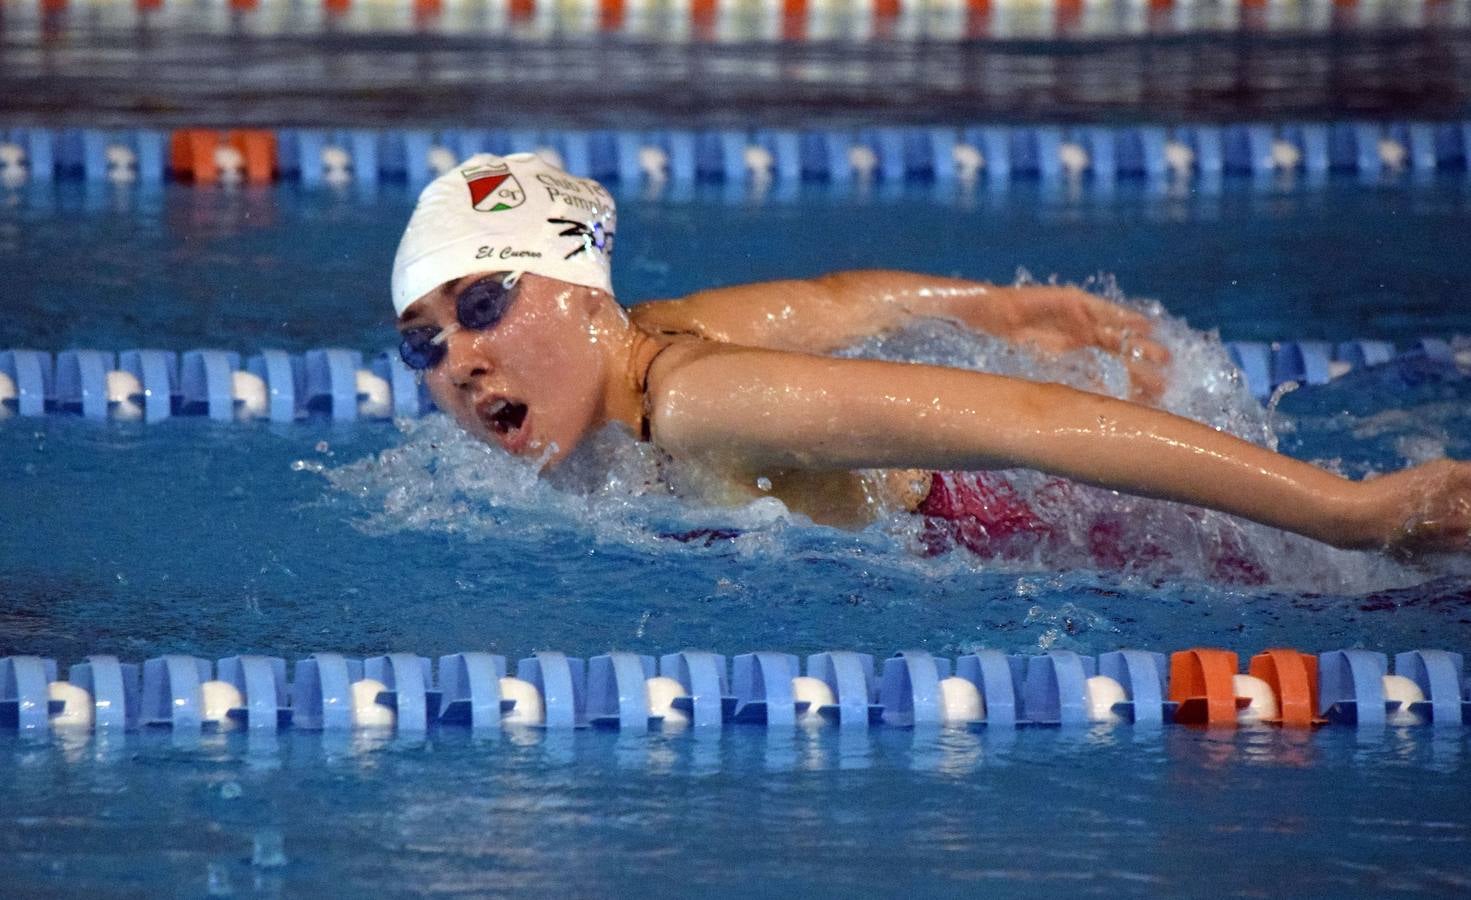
[477,396,529,440]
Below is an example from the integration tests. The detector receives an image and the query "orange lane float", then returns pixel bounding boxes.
[1249,648,1324,727]
[169,130,218,184]
[233,131,278,185]
[1169,647,1324,727]
[1169,648,1242,726]
[168,130,277,186]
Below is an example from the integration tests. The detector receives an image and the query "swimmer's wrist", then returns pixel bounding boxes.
[1326,478,1395,551]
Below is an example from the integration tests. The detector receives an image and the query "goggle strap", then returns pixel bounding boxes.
[430,323,461,346]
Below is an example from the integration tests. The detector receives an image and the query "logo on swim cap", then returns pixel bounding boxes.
[549,217,613,261]
[463,162,525,213]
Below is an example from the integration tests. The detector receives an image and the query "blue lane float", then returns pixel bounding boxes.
[586,653,657,732]
[519,652,586,729]
[1097,650,1168,725]
[436,651,508,729]
[365,653,438,732]
[11,646,1466,739]
[1224,337,1467,400]
[880,651,948,727]
[808,650,879,727]
[1019,650,1094,726]
[0,656,56,732]
[140,655,210,731]
[290,653,362,730]
[0,349,54,417]
[658,650,732,728]
[955,650,1019,727]
[731,652,800,726]
[217,655,291,731]
[304,348,364,421]
[180,350,241,421]
[1319,649,1390,727]
[119,349,178,423]
[1395,650,1469,726]
[68,655,140,731]
[55,349,114,420]
[245,348,304,423]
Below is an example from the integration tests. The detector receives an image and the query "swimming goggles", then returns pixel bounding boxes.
[398,273,519,371]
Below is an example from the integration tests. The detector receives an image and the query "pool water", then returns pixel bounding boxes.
[5,175,1471,352]
[5,727,1471,896]
[3,173,1471,895]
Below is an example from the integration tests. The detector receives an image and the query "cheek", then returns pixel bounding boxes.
[424,372,480,431]
[530,348,601,410]
[500,328,597,393]
[423,367,457,404]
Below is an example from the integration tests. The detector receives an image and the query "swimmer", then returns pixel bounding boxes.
[391,153,1471,560]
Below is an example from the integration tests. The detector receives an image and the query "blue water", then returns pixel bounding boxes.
[4,728,1471,897]
[3,175,1471,895]
[4,176,1471,352]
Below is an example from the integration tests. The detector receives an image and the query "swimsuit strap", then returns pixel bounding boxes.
[638,337,685,442]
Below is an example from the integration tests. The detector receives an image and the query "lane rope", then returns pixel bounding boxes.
[3,646,1465,735]
[2,121,1468,190]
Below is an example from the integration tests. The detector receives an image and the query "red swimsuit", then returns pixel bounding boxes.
[917,471,1269,584]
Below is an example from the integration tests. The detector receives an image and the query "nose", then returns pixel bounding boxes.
[441,332,493,391]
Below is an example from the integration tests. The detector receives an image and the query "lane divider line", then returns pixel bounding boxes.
[4,645,1466,736]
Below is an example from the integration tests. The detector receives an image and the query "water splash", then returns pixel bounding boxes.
[325,414,803,559]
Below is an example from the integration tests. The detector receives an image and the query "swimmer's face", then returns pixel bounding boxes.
[397,272,615,464]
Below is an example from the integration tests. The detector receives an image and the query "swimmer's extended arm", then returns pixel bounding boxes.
[651,348,1471,555]
[631,270,1169,399]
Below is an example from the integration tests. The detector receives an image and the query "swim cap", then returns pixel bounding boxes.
[390,152,616,316]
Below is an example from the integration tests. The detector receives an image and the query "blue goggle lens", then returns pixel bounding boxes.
[457,276,513,330]
[398,326,446,371]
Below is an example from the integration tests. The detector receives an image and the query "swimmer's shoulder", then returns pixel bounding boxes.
[639,334,786,453]
[628,297,710,337]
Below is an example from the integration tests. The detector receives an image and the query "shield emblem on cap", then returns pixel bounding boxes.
[462,162,525,212]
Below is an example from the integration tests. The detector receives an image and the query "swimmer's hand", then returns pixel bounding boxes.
[976,285,1172,402]
[1365,459,1471,559]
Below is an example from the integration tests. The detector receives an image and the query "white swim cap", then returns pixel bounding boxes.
[390,152,616,316]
